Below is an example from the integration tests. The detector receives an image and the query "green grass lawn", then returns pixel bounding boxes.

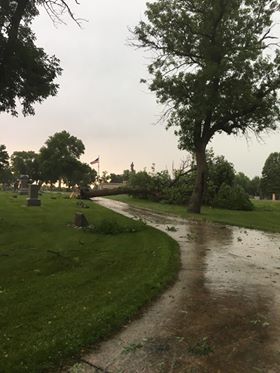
[0,192,179,373]
[106,195,280,233]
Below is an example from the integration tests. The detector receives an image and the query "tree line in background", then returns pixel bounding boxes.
[0,131,97,189]
[2,0,280,215]
[114,150,280,211]
[125,152,252,211]
[0,129,279,210]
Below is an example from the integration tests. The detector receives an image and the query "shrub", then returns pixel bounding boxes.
[84,218,145,235]
[128,171,171,201]
[162,181,192,205]
[212,183,254,211]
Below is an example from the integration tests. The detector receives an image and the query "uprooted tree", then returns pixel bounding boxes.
[0,0,80,116]
[133,0,280,213]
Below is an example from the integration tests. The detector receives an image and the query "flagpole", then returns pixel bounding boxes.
[98,155,100,177]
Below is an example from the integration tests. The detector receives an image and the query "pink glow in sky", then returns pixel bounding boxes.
[1,0,280,178]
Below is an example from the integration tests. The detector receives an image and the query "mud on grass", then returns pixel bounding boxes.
[0,192,179,372]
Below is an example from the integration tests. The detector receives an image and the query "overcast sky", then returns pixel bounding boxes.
[1,0,280,178]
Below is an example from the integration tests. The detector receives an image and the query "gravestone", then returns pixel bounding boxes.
[27,185,41,206]
[74,212,89,227]
[18,175,29,195]
[13,180,19,192]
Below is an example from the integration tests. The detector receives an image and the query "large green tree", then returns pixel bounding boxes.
[261,152,280,198]
[0,0,79,116]
[134,0,280,213]
[11,150,40,181]
[39,130,85,187]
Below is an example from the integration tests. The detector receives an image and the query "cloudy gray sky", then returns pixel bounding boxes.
[1,0,280,177]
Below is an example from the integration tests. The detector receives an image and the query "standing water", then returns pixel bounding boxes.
[72,198,280,373]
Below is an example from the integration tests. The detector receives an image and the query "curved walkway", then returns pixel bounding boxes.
[71,198,280,373]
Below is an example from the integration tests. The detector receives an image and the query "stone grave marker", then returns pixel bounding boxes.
[74,212,89,227]
[27,185,41,206]
[18,175,30,195]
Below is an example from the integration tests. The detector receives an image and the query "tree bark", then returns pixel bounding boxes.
[0,0,29,86]
[188,145,207,214]
[2,0,29,60]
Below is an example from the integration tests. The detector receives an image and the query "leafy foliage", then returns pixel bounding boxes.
[62,159,97,188]
[39,131,85,186]
[0,131,97,189]
[84,218,145,235]
[0,145,9,170]
[204,153,235,204]
[235,172,251,194]
[249,176,261,197]
[0,145,12,185]
[127,151,253,210]
[0,1,62,116]
[261,152,280,198]
[134,0,280,147]
[133,0,280,212]
[128,170,172,201]
[11,151,39,181]
[110,173,125,183]
[235,173,261,197]
[212,183,254,211]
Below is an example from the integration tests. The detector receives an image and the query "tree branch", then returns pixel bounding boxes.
[41,0,84,27]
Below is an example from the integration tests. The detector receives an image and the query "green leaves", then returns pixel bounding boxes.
[11,151,39,180]
[0,145,9,171]
[39,131,86,186]
[0,1,63,116]
[133,0,280,151]
[261,152,280,198]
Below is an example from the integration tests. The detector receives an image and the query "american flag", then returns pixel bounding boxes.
[90,157,99,165]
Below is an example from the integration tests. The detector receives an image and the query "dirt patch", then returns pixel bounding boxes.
[69,198,280,373]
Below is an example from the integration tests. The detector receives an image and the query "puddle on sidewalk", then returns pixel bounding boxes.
[69,198,280,373]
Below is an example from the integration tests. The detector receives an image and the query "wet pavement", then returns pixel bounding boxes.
[69,198,280,373]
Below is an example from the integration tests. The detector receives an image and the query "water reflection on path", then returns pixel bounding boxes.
[76,198,280,373]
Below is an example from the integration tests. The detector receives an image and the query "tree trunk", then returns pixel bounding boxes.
[1,0,29,62]
[0,0,29,90]
[188,145,207,214]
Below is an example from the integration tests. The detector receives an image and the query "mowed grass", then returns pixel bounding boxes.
[0,192,179,373]
[106,195,280,233]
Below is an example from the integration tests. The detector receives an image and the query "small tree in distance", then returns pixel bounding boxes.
[261,152,280,199]
[0,145,9,171]
[0,145,12,186]
[133,0,280,213]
